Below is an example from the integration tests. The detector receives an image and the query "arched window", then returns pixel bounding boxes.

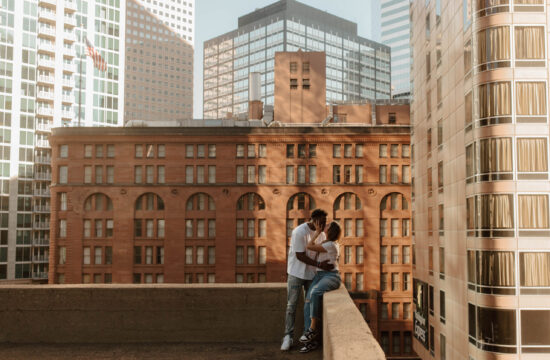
[235,193,267,283]
[285,192,316,246]
[379,192,412,298]
[184,193,216,284]
[333,192,365,293]
[80,193,114,284]
[133,193,165,284]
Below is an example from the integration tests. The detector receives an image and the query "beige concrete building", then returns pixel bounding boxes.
[411,0,550,359]
[124,0,194,122]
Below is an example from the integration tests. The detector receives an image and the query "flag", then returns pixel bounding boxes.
[85,37,107,72]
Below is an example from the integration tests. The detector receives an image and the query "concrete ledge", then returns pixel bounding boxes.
[323,285,385,360]
[0,284,301,344]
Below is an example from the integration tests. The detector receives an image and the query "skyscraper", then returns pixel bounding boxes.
[124,0,194,122]
[0,0,125,282]
[203,0,391,119]
[381,0,410,98]
[411,0,550,358]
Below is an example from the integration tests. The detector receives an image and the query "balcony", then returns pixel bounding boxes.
[62,94,75,104]
[36,124,52,133]
[38,26,56,39]
[64,31,76,43]
[61,110,73,119]
[33,205,51,213]
[37,91,54,101]
[37,75,55,85]
[32,255,49,263]
[38,10,56,24]
[35,172,52,181]
[39,0,56,8]
[32,271,49,279]
[0,285,383,360]
[36,107,54,117]
[64,47,76,58]
[32,239,50,246]
[64,0,77,12]
[62,78,75,88]
[34,222,50,230]
[38,42,55,55]
[64,16,77,28]
[36,140,51,149]
[63,62,76,73]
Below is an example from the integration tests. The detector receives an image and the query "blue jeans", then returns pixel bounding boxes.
[284,274,312,337]
[304,271,341,330]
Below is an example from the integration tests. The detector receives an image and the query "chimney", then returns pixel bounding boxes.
[248,72,263,120]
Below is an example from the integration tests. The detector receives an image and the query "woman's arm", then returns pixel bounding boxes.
[306,243,327,253]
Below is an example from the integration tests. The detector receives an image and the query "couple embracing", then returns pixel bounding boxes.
[281,209,342,353]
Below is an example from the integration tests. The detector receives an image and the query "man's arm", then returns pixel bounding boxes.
[296,252,334,271]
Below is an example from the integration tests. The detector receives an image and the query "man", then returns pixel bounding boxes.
[281,208,333,351]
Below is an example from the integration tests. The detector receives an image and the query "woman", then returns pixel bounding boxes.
[299,220,342,353]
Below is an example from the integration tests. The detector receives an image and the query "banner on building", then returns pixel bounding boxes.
[413,278,429,349]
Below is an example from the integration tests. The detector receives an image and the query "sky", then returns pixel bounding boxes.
[193,0,382,118]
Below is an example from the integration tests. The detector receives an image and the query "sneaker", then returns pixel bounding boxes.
[280,334,293,351]
[299,340,319,353]
[299,328,318,343]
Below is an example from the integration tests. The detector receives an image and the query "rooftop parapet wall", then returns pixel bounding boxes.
[323,286,386,360]
[0,284,297,344]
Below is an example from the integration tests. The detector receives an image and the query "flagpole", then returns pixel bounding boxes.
[78,24,83,127]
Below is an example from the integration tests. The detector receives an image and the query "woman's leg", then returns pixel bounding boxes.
[303,273,321,332]
[308,273,341,330]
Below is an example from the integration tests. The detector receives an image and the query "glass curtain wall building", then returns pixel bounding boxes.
[411,0,550,358]
[203,0,391,119]
[381,0,411,99]
[0,0,124,282]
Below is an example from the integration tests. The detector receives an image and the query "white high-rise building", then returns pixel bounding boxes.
[381,0,410,99]
[0,0,125,282]
[124,0,194,122]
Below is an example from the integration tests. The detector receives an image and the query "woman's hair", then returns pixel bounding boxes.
[325,221,342,242]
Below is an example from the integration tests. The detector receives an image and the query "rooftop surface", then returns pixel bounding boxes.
[0,343,322,360]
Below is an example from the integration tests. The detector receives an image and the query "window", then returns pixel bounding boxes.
[236,219,244,238]
[197,144,205,158]
[520,252,550,287]
[517,138,547,173]
[479,137,513,175]
[381,303,389,320]
[95,145,103,158]
[356,273,364,291]
[344,273,352,290]
[309,144,317,158]
[333,144,341,158]
[469,305,517,351]
[135,145,143,158]
[391,273,399,291]
[290,78,298,89]
[440,290,446,322]
[186,144,194,158]
[185,166,193,184]
[439,247,445,277]
[356,219,364,237]
[106,166,114,184]
[379,144,387,157]
[381,272,388,291]
[185,247,193,264]
[516,82,546,117]
[59,145,68,158]
[403,246,410,264]
[59,166,68,184]
[333,166,341,184]
[356,246,364,264]
[381,331,389,354]
[134,166,142,183]
[356,144,363,157]
[196,247,204,265]
[236,246,244,265]
[380,246,387,264]
[83,247,90,265]
[476,26,510,68]
[379,166,387,183]
[146,165,154,184]
[286,144,294,158]
[58,247,66,264]
[403,273,411,291]
[309,166,316,184]
[247,144,255,158]
[468,250,515,292]
[380,219,387,237]
[302,62,309,73]
[391,245,399,264]
[344,246,352,264]
[208,144,216,158]
[158,166,165,184]
[59,219,67,237]
[404,303,411,320]
[208,247,215,265]
[85,145,93,158]
[290,62,297,73]
[388,113,396,124]
[236,144,244,158]
[236,166,244,184]
[477,82,511,120]
[515,26,544,60]
[286,166,294,184]
[59,193,67,211]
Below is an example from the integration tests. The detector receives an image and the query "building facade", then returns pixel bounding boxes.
[411,0,550,359]
[203,0,391,119]
[124,0,194,122]
[381,0,411,99]
[0,0,124,282]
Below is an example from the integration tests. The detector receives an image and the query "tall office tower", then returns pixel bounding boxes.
[203,0,391,119]
[381,0,411,99]
[124,0,194,122]
[411,0,550,359]
[0,0,125,282]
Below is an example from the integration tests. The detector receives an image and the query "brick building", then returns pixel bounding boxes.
[49,52,414,357]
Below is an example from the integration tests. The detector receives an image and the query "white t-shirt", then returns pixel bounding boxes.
[287,223,326,280]
[316,241,340,272]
